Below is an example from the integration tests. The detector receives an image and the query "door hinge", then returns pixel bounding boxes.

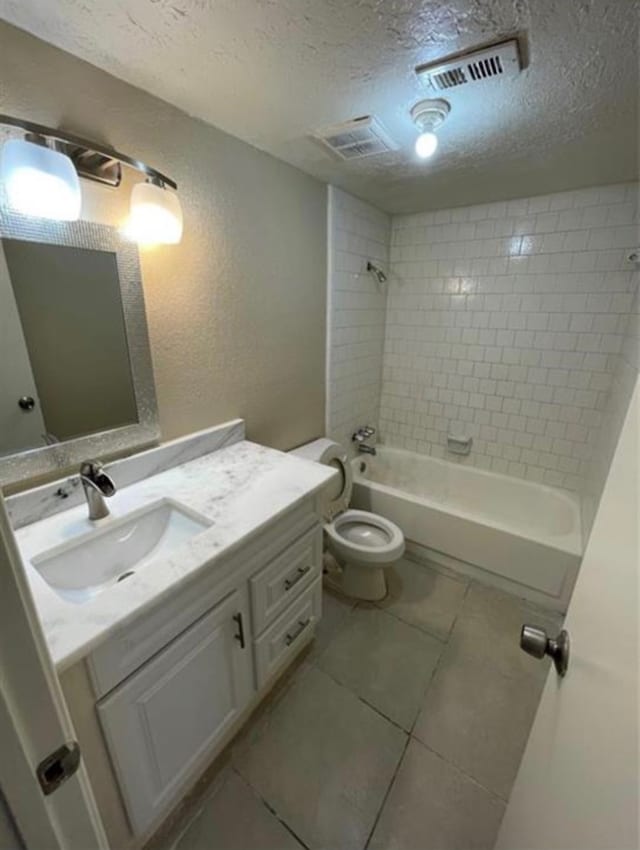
[37,741,81,795]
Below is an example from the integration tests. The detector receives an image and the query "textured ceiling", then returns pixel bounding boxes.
[0,0,637,213]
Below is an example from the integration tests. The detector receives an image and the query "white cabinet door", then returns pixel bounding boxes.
[495,380,639,850]
[98,586,254,835]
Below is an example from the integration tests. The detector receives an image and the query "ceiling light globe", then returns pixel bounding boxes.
[415,131,438,159]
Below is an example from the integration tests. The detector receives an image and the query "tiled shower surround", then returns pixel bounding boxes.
[328,182,639,537]
[326,187,390,452]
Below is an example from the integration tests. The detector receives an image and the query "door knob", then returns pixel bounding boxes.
[18,396,35,411]
[520,625,570,677]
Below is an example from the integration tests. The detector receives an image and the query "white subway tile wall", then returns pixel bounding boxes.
[582,284,639,538]
[379,183,639,494]
[327,186,390,453]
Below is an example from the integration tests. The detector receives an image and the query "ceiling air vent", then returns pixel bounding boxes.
[314,116,398,160]
[415,39,522,92]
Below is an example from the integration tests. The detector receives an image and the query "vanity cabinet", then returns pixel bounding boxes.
[250,524,322,634]
[254,578,321,687]
[97,587,253,835]
[86,500,324,839]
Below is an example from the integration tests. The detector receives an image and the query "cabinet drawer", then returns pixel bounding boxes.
[254,578,322,689]
[97,587,253,836]
[250,526,322,636]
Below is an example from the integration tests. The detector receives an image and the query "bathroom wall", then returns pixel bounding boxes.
[326,187,390,454]
[0,21,326,457]
[581,286,639,537]
[0,790,22,850]
[380,183,638,497]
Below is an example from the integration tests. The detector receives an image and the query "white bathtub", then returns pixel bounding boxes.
[351,447,582,611]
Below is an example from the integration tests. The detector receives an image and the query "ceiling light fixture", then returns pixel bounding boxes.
[0,114,182,244]
[410,99,450,160]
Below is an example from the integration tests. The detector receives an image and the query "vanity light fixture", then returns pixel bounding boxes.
[0,137,81,221]
[0,114,182,244]
[128,179,183,245]
[410,98,450,160]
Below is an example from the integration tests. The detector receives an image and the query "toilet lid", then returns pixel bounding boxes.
[290,438,353,520]
[321,449,353,520]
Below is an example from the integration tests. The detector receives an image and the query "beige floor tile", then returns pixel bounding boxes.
[307,589,356,661]
[173,771,303,850]
[369,739,505,850]
[233,666,406,850]
[380,559,468,640]
[317,606,444,730]
[447,582,563,680]
[413,646,545,799]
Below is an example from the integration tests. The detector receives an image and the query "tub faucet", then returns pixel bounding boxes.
[80,460,116,521]
[358,444,377,456]
[352,426,377,456]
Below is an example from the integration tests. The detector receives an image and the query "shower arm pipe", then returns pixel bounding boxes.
[367,261,388,284]
[0,113,177,190]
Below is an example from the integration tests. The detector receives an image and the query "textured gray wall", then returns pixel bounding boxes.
[0,21,327,454]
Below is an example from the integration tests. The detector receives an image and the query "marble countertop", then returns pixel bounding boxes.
[14,440,334,671]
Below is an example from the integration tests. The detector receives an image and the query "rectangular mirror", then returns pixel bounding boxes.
[0,210,159,487]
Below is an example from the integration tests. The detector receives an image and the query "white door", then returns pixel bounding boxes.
[0,242,46,453]
[496,379,639,850]
[0,494,108,850]
[97,587,254,836]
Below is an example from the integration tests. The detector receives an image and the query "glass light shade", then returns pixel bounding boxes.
[127,181,183,245]
[415,131,438,159]
[0,138,81,220]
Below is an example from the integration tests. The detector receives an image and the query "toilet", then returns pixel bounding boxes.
[291,439,405,601]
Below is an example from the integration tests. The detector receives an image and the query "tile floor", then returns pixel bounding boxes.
[160,557,563,850]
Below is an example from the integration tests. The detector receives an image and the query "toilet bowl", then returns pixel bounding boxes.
[290,439,405,601]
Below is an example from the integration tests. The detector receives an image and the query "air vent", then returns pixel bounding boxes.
[314,116,398,160]
[415,39,521,92]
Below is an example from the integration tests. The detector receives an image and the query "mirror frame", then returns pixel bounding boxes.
[0,208,160,487]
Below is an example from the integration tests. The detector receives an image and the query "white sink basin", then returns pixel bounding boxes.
[32,499,211,605]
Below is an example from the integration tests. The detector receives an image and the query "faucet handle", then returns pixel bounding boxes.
[80,459,102,477]
[352,425,376,443]
[80,460,116,497]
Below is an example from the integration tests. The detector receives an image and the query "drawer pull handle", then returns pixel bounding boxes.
[285,618,311,647]
[232,612,246,649]
[284,565,311,591]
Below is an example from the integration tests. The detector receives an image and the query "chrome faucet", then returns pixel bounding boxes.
[80,460,116,521]
[352,426,377,456]
[358,443,377,455]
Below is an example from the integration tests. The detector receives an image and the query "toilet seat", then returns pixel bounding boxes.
[290,439,406,599]
[324,509,405,566]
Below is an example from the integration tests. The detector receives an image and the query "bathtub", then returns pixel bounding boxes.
[351,447,582,612]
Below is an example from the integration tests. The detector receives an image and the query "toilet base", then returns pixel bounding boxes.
[341,561,387,601]
[323,552,388,602]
